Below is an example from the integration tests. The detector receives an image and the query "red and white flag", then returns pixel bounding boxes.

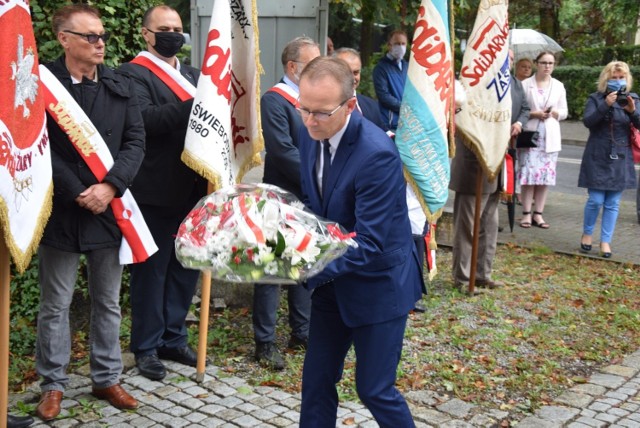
[0,0,52,273]
[455,2,511,180]
[182,0,263,189]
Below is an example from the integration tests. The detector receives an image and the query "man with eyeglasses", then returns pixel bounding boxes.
[254,36,320,370]
[119,4,206,381]
[297,57,422,427]
[35,4,143,421]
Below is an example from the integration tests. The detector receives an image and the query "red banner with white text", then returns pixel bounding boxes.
[182,0,263,190]
[0,0,52,272]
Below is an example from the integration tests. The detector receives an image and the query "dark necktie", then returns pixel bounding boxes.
[322,140,331,197]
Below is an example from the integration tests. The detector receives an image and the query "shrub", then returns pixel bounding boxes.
[553,65,640,119]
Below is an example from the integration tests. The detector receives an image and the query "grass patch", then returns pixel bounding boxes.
[191,244,640,422]
[9,244,640,423]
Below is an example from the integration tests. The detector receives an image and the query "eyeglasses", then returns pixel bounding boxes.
[63,30,110,44]
[296,98,351,121]
[537,61,555,66]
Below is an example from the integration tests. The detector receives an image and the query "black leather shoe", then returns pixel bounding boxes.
[136,354,166,380]
[287,335,308,351]
[412,303,427,313]
[8,414,34,428]
[255,342,285,370]
[158,345,198,367]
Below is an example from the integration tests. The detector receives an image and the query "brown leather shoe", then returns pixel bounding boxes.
[36,390,63,421]
[92,384,138,409]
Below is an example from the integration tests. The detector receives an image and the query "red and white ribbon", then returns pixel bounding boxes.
[130,51,195,101]
[268,82,299,107]
[39,65,158,264]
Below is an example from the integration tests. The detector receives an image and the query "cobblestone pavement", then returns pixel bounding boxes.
[11,348,640,427]
[11,122,640,426]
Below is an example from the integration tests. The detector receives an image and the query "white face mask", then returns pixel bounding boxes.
[390,44,406,61]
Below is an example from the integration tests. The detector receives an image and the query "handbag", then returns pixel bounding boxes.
[516,130,539,148]
[630,123,640,164]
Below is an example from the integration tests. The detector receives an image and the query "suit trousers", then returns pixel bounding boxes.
[129,204,200,356]
[252,283,311,343]
[37,245,123,391]
[452,191,499,284]
[299,284,414,428]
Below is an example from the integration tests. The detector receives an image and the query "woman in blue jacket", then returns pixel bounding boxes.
[579,61,640,257]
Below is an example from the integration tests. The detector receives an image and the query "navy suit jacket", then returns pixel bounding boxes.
[260,80,304,199]
[299,113,422,327]
[356,93,387,131]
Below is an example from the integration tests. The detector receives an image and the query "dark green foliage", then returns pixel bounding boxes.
[563,46,640,68]
[31,0,160,68]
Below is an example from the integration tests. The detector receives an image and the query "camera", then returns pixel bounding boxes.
[611,86,630,106]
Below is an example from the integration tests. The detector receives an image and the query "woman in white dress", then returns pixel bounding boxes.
[518,51,568,229]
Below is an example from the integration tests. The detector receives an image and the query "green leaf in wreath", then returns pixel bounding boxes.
[275,231,286,256]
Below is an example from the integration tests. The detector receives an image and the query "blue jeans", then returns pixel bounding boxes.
[252,283,311,344]
[583,189,623,244]
[36,245,123,391]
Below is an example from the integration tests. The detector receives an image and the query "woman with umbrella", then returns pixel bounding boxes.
[578,61,639,258]
[518,51,568,229]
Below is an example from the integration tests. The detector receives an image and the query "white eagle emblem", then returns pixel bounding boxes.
[11,34,39,118]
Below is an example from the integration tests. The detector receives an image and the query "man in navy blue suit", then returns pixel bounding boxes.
[334,47,386,131]
[296,56,422,427]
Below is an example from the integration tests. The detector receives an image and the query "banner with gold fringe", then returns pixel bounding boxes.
[455,0,511,181]
[182,0,263,190]
[0,0,52,273]
[394,0,454,224]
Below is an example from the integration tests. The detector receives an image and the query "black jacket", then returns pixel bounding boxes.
[119,59,206,211]
[260,80,304,199]
[42,56,145,252]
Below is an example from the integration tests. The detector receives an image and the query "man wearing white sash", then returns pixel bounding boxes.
[254,37,320,370]
[119,4,206,382]
[35,4,142,421]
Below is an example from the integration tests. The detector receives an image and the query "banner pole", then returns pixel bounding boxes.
[196,270,212,383]
[468,167,483,296]
[0,238,10,428]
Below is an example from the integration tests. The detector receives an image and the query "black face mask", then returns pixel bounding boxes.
[151,31,185,58]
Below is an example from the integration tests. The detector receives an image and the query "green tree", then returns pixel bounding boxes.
[31,0,160,68]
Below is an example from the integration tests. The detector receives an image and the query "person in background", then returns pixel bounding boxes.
[36,4,142,420]
[119,4,206,381]
[450,69,530,292]
[326,36,334,56]
[334,47,385,130]
[515,57,533,81]
[578,61,639,257]
[297,56,421,427]
[518,51,568,229]
[372,29,408,131]
[335,47,427,304]
[255,36,320,370]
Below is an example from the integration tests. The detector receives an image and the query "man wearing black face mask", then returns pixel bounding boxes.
[119,5,206,380]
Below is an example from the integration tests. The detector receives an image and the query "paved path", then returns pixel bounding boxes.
[12,121,640,427]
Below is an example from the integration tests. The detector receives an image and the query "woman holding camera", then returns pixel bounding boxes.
[518,51,568,229]
[578,61,639,258]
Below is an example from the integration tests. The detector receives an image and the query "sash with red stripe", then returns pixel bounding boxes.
[268,82,299,107]
[39,65,158,264]
[129,51,195,101]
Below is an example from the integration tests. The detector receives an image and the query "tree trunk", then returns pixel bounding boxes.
[359,8,375,65]
[539,0,560,41]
